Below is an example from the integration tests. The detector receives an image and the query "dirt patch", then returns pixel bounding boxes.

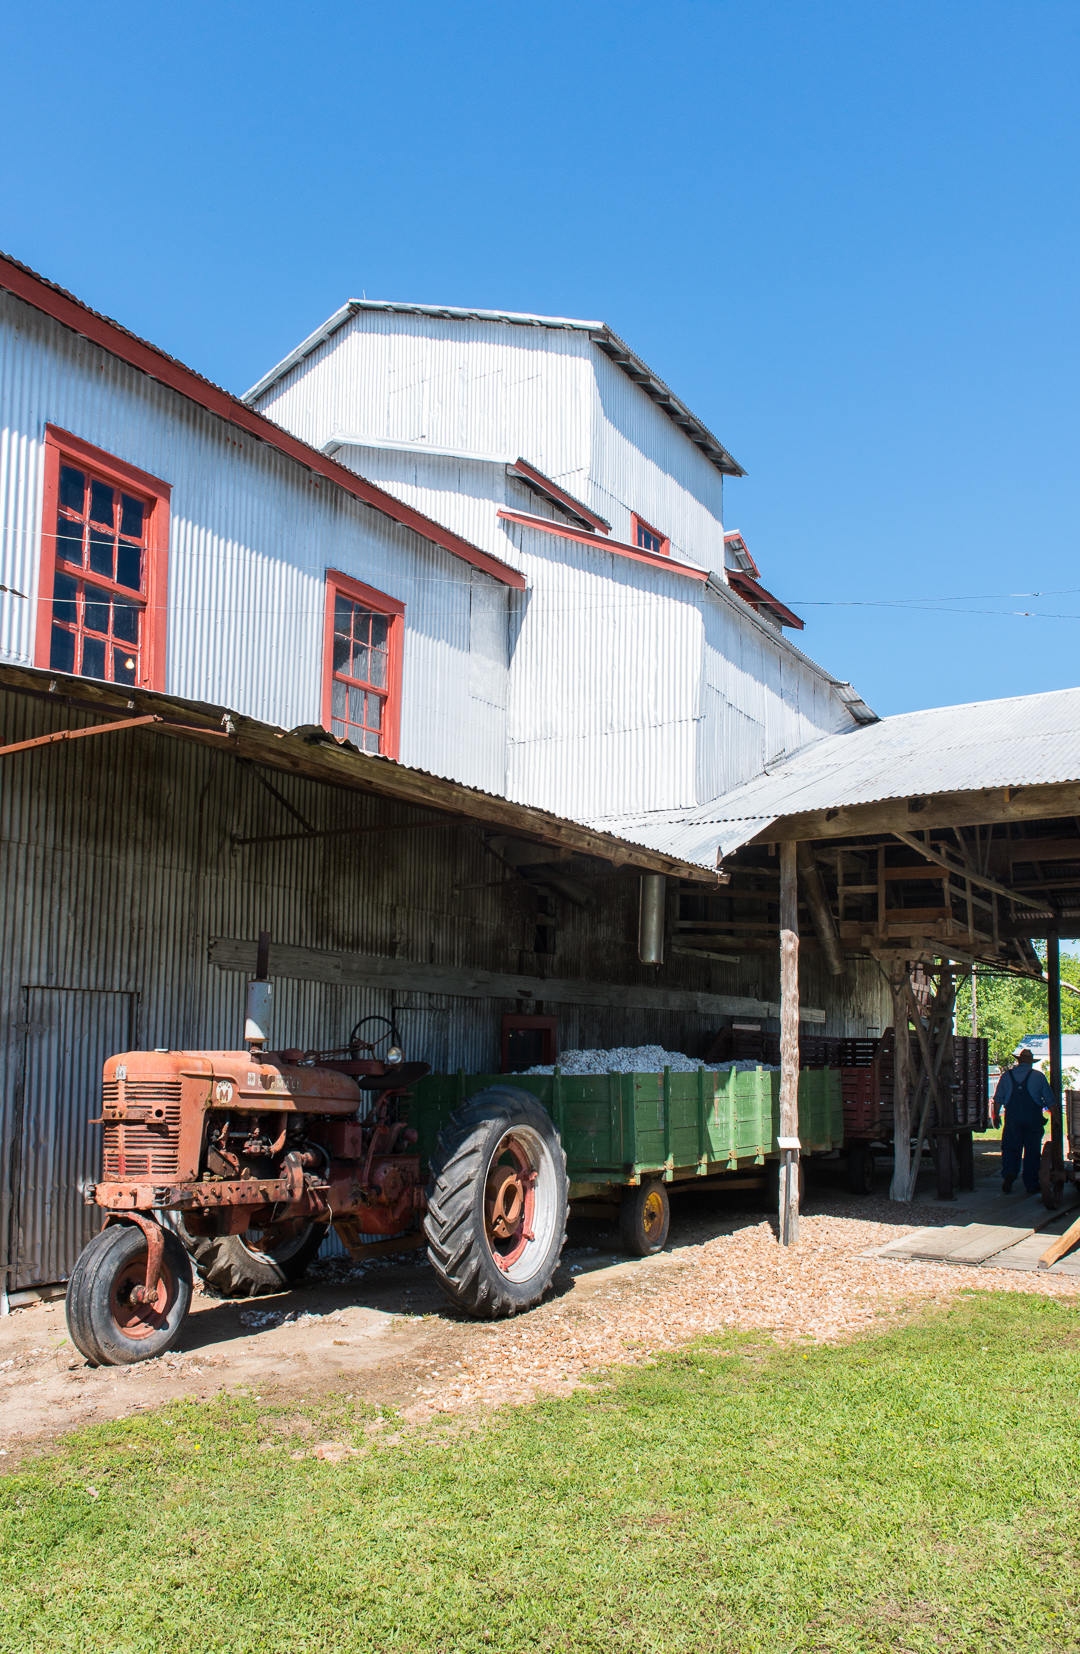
[2,1163,1077,1462]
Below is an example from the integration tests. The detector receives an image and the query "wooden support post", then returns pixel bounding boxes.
[779,841,800,1245]
[890,967,912,1200]
[1048,932,1064,1178]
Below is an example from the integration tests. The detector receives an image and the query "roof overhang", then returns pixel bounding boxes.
[496,508,709,581]
[0,253,524,591]
[726,569,804,630]
[244,299,745,479]
[0,662,718,883]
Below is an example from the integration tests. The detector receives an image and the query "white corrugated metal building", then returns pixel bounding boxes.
[244,299,873,823]
[0,255,901,1297]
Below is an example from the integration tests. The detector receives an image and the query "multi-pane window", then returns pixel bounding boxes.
[330,595,391,753]
[49,461,151,686]
[633,514,669,556]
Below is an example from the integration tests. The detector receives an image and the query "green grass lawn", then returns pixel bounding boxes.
[1,1291,1078,1653]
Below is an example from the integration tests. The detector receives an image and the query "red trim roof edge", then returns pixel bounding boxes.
[726,568,804,629]
[509,458,611,534]
[0,252,525,591]
[496,507,708,581]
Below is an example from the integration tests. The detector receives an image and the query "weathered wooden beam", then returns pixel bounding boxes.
[778,842,801,1246]
[891,829,1051,914]
[797,842,844,975]
[752,783,1080,846]
[209,936,828,1021]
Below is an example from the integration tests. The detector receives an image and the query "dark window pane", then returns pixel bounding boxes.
[331,679,346,721]
[347,685,365,726]
[368,647,387,689]
[52,571,78,626]
[114,648,138,685]
[353,607,373,647]
[89,479,114,526]
[59,466,85,513]
[88,528,114,577]
[81,636,107,680]
[50,624,75,674]
[112,598,139,645]
[370,613,389,650]
[331,718,347,738]
[351,642,370,683]
[56,512,84,565]
[115,542,142,591]
[366,693,383,732]
[333,634,350,674]
[363,731,380,753]
[119,494,144,538]
[334,594,353,633]
[84,585,111,634]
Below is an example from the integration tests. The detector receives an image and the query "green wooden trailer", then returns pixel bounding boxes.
[410,1064,841,1197]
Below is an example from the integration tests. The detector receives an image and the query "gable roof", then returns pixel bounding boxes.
[243,299,745,479]
[0,253,525,590]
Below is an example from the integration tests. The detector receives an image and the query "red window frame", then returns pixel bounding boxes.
[35,426,170,690]
[321,570,405,760]
[631,512,670,558]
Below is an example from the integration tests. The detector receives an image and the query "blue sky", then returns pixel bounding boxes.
[3,0,1078,718]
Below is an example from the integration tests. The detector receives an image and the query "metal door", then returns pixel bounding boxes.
[9,987,136,1289]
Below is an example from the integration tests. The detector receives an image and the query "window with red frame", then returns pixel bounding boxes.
[36,429,169,690]
[322,573,404,758]
[631,512,669,557]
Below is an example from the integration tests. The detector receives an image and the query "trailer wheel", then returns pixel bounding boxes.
[65,1222,193,1367]
[177,1217,327,1297]
[619,1181,670,1256]
[847,1142,876,1197]
[424,1087,568,1319]
[1040,1142,1065,1211]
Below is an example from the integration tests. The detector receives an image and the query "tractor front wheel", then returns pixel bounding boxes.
[424,1087,568,1318]
[177,1217,326,1297]
[65,1222,193,1366]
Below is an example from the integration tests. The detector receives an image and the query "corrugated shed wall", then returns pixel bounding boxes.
[695,587,857,802]
[0,290,509,795]
[0,687,888,1289]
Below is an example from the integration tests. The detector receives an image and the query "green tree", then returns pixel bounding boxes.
[954,948,1080,1067]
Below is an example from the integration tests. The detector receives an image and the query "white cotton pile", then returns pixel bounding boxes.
[520,1045,780,1076]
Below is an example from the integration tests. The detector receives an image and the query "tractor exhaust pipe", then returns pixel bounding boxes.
[245,929,272,1052]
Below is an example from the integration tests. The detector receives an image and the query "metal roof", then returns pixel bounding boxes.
[588,685,1080,869]
[0,662,717,883]
[242,300,745,479]
[0,253,524,590]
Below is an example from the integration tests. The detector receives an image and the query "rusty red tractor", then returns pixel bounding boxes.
[66,944,568,1365]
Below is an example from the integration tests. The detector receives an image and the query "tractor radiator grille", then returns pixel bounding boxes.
[101,1080,182,1180]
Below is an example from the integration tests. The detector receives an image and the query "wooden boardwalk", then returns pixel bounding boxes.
[875,1185,1080,1276]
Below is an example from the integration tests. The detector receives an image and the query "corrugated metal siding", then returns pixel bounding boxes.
[0,688,888,1289]
[619,682,1080,867]
[248,305,860,824]
[0,289,509,795]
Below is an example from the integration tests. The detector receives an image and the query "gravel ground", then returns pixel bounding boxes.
[399,1198,1080,1422]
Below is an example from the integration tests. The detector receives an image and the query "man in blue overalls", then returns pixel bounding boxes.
[992,1048,1053,1194]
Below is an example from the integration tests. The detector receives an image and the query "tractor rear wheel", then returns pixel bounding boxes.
[177,1217,326,1297]
[65,1222,193,1366]
[424,1087,568,1318]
